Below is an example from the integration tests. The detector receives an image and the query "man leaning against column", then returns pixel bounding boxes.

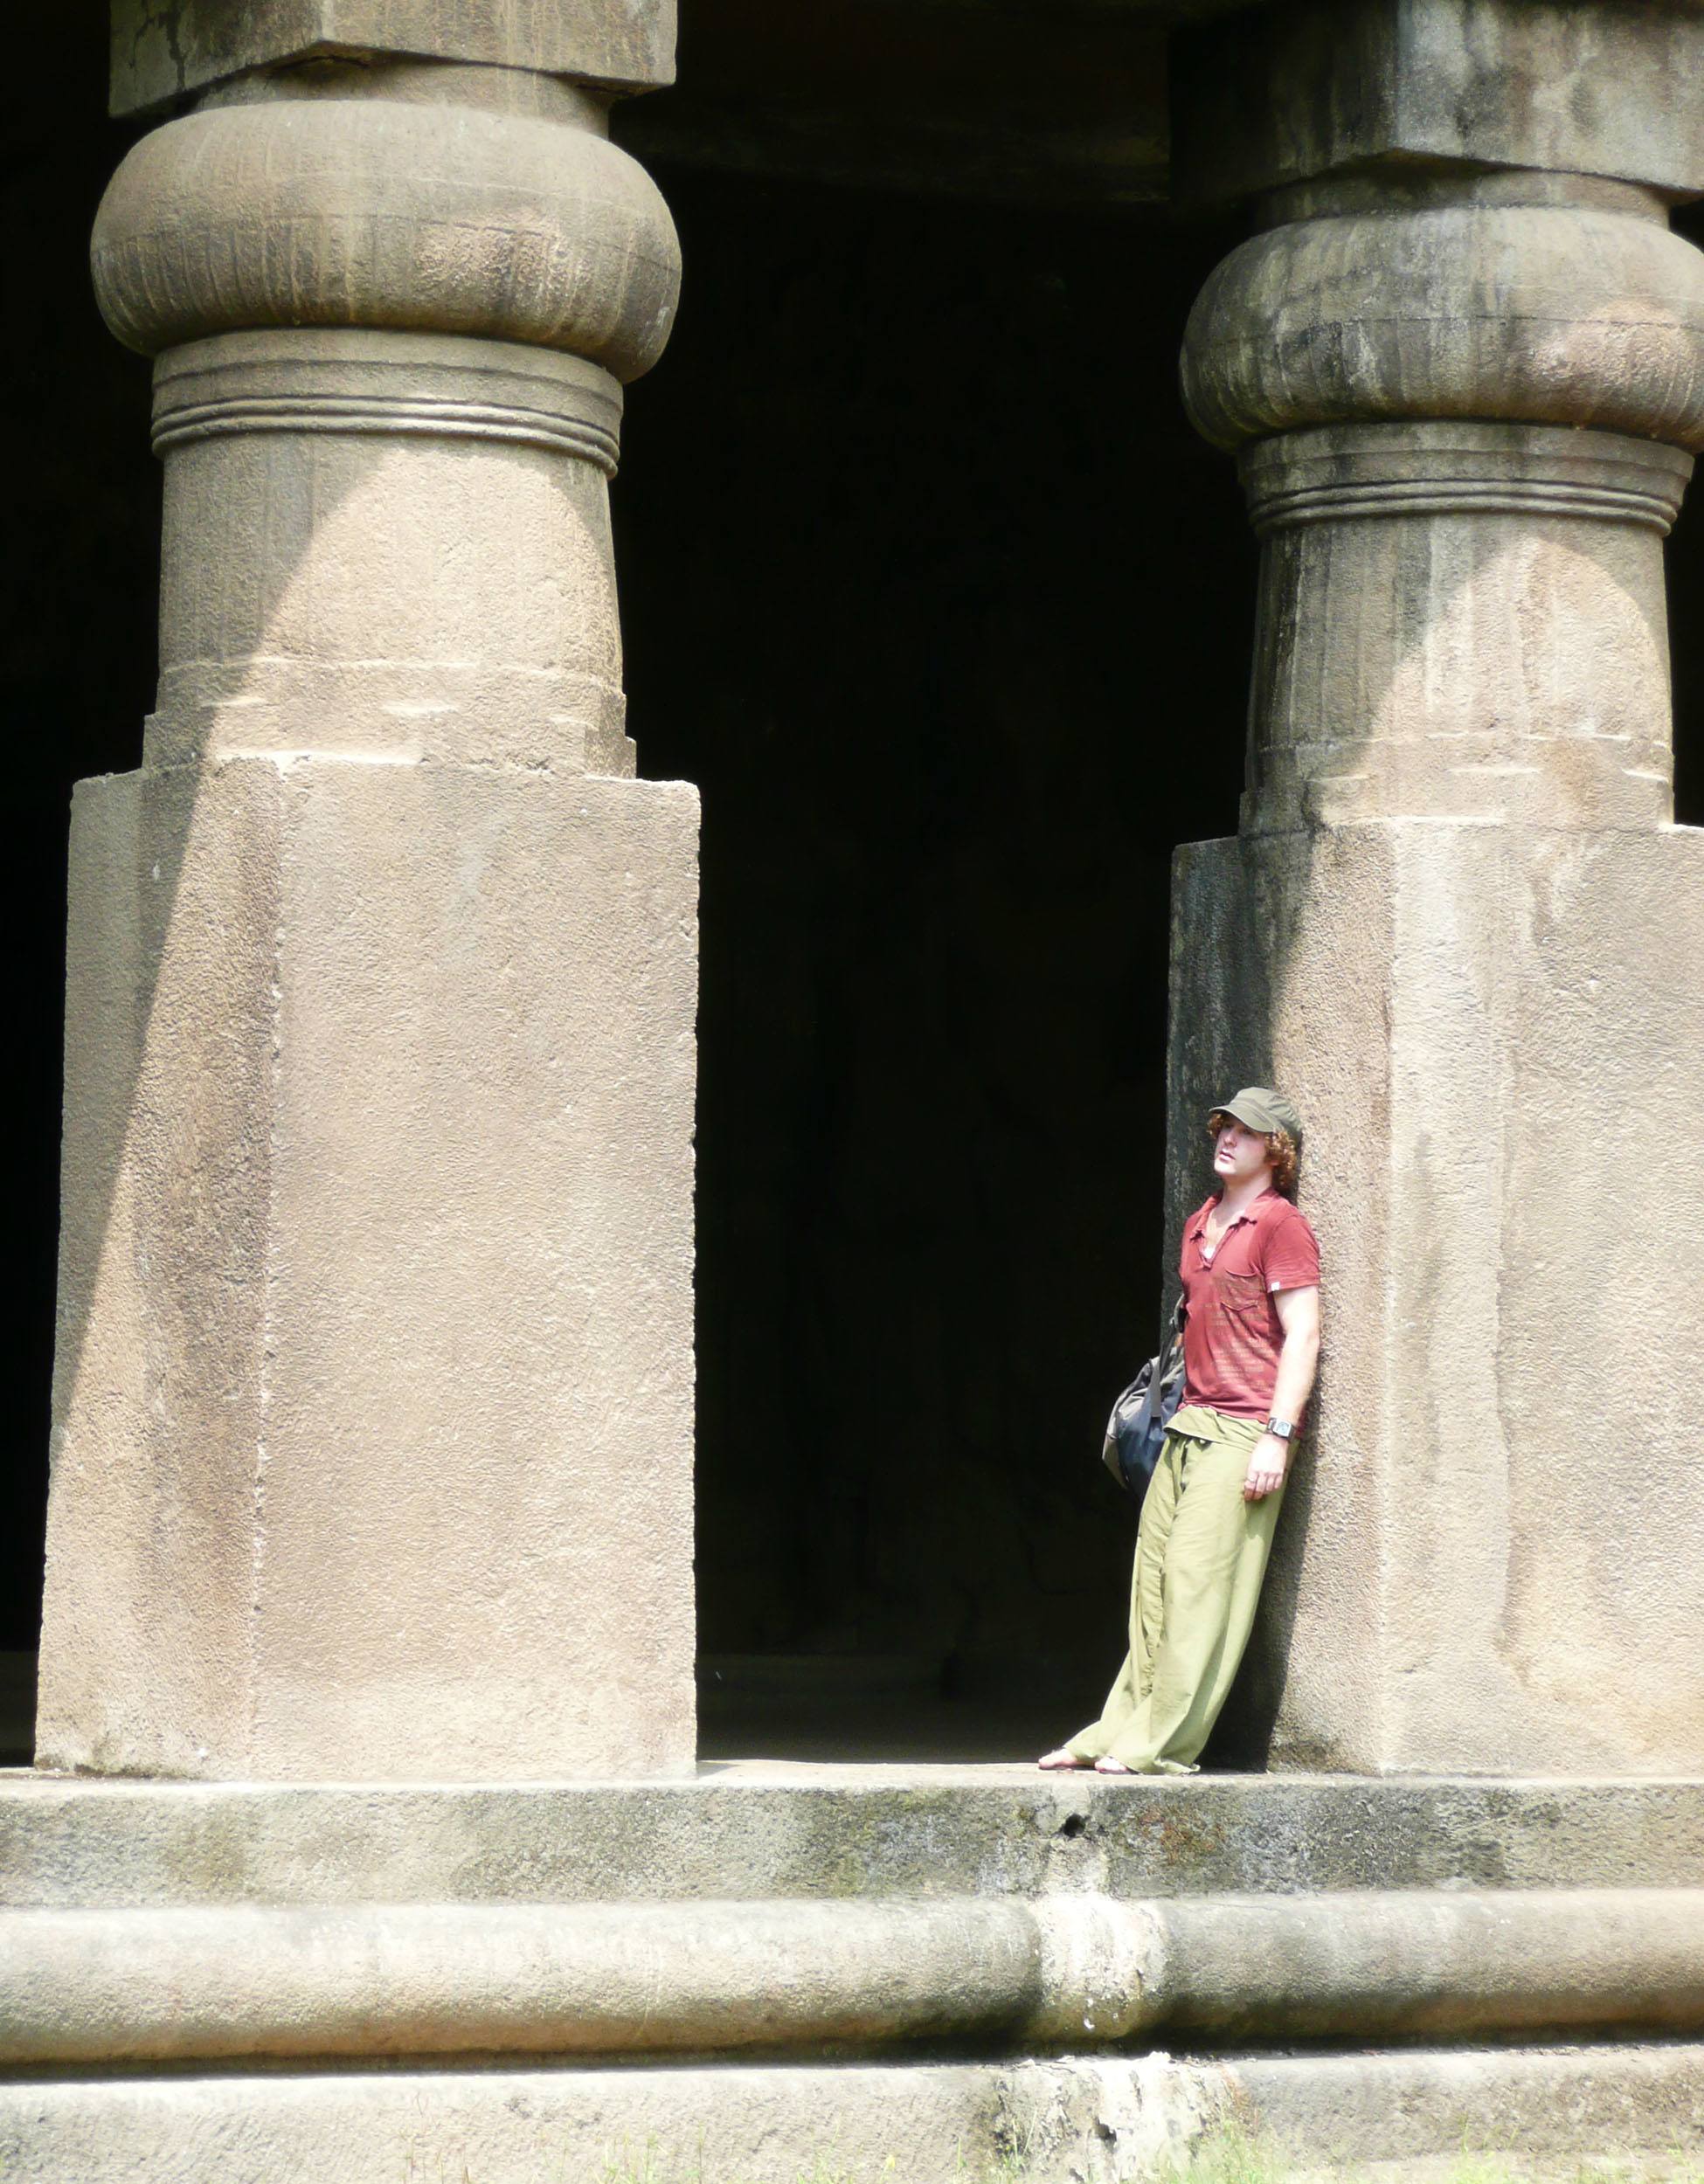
[1041,1090,1320,1776]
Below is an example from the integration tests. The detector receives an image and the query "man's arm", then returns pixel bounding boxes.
[1243,1283,1320,1503]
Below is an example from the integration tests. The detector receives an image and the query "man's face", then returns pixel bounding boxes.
[1212,1116,1275,1189]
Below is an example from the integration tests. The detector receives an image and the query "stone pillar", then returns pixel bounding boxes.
[36,6,698,1780]
[1168,0,1704,1774]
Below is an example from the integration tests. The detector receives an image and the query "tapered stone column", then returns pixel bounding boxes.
[36,8,697,1780]
[1169,1,1704,1774]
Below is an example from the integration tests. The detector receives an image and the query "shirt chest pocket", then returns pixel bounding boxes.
[1216,1268,1270,1324]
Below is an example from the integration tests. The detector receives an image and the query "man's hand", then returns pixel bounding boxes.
[1243,1432,1289,1502]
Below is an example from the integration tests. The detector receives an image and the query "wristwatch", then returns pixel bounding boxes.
[1265,1416,1296,1441]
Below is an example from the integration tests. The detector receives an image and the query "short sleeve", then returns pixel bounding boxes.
[1258,1206,1320,1293]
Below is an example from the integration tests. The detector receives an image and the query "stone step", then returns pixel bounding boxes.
[3,2045,1701,2182]
[5,1766,1702,1908]
[7,1768,1700,2178]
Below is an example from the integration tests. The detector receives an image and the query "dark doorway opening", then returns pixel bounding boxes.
[2,10,155,1760]
[615,168,1262,1760]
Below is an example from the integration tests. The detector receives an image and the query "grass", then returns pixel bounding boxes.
[1146,2124,1704,2184]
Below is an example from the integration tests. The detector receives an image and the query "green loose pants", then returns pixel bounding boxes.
[1066,1404,1285,1774]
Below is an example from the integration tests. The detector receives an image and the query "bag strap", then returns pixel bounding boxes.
[1133,1297,1187,1440]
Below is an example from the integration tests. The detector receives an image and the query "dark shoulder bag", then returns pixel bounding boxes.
[1100,1299,1187,1505]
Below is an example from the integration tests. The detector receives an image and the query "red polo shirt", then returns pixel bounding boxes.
[1180,1189,1320,1420]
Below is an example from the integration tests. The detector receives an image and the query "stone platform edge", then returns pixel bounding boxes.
[3,2047,1703,2184]
[4,1766,1702,1908]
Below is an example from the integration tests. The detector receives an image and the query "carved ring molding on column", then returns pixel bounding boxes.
[151,332,626,474]
[90,98,682,384]
[1240,423,1695,538]
[1182,185,1704,455]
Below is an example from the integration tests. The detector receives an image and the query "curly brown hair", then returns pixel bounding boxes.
[1207,1114,1299,1199]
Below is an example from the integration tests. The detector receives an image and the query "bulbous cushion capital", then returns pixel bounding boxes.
[92,98,681,384]
[1182,202,1704,453]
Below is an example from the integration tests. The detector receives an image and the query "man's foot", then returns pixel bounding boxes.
[1036,1748,1092,1770]
[1093,1756,1134,1774]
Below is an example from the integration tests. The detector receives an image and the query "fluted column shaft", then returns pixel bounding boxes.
[37,17,699,1782]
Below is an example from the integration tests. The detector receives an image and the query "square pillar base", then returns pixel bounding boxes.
[38,756,699,1781]
[1168,820,1704,1775]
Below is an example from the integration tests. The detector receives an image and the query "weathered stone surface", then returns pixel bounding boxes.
[110,0,677,114]
[4,1886,1703,2065]
[1232,421,1687,833]
[1173,4,1704,1779]
[1181,179,1704,453]
[0,1897,1067,2064]
[0,2061,1133,2184]
[4,1770,1702,1909]
[94,95,680,380]
[1223,2044,1704,2171]
[146,331,634,771]
[36,759,699,1781]
[1173,0,1704,205]
[2,2046,1701,2182]
[3,1767,1700,2169]
[1167,823,1704,1776]
[40,6,696,1787]
[1180,164,1704,838]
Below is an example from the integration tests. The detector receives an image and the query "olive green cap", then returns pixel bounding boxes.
[1208,1086,1303,1145]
